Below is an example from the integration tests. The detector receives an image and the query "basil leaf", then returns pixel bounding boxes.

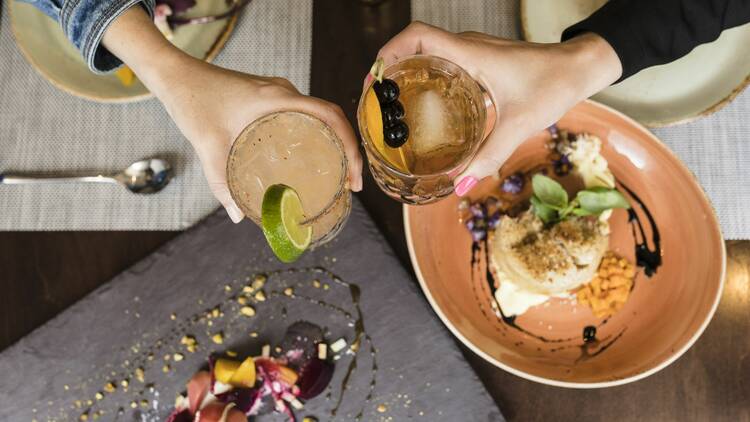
[531,174,568,209]
[576,189,631,214]
[558,203,577,219]
[530,195,557,223]
[572,208,596,216]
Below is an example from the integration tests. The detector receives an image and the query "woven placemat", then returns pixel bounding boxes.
[0,0,312,230]
[413,0,750,239]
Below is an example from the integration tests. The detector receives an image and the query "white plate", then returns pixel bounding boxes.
[10,0,238,103]
[521,0,750,127]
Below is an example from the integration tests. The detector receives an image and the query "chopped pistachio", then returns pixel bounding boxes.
[240,306,256,317]
[135,367,145,383]
[329,338,347,353]
[211,332,224,344]
[312,279,321,288]
[103,383,116,393]
[252,274,267,289]
[94,392,103,401]
[173,353,184,362]
[317,343,328,360]
[226,350,238,358]
[283,287,294,296]
[254,290,266,302]
[237,296,248,305]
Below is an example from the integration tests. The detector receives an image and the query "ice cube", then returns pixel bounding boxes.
[410,90,451,155]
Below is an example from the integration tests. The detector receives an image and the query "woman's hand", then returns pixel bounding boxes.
[375,22,622,196]
[103,7,363,223]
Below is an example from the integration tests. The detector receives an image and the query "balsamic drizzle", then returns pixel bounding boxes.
[619,184,662,276]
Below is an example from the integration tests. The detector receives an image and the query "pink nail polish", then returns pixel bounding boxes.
[455,176,478,196]
[364,73,373,85]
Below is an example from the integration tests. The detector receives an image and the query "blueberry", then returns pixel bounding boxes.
[384,121,409,148]
[381,101,405,127]
[582,325,597,343]
[374,79,399,104]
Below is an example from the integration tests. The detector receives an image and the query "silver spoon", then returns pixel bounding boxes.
[0,158,173,194]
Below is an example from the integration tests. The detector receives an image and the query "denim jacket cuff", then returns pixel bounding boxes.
[60,0,156,74]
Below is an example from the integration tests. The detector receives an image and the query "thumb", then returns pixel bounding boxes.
[209,181,245,224]
[454,124,524,196]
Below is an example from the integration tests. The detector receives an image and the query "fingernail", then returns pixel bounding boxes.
[226,203,244,224]
[364,73,373,85]
[455,176,478,197]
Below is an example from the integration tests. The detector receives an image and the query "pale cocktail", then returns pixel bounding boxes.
[227,112,351,259]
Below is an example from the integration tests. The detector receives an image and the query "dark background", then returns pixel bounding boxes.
[1,2,748,421]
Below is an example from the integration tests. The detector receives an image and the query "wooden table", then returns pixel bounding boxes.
[2,2,748,421]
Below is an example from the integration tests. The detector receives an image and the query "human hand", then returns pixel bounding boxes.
[375,22,622,196]
[103,7,363,223]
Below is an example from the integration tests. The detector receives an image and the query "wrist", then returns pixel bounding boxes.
[102,6,191,95]
[557,32,622,102]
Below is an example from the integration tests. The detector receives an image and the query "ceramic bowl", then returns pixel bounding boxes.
[10,0,237,102]
[520,0,750,127]
[404,100,725,387]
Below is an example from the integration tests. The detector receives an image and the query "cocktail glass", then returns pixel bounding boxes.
[357,55,495,204]
[227,111,351,247]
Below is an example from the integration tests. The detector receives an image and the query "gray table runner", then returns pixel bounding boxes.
[0,197,503,422]
[414,0,750,239]
[0,0,312,230]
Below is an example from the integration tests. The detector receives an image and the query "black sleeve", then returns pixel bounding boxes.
[561,0,750,81]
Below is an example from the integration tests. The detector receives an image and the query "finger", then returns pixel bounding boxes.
[210,182,244,223]
[376,21,456,67]
[454,123,526,196]
[298,98,364,192]
[195,140,246,223]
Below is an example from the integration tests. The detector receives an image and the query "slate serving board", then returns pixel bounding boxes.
[0,198,503,422]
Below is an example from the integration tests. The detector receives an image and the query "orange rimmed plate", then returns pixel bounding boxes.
[404,100,725,387]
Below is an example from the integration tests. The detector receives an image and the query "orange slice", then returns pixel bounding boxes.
[364,87,409,172]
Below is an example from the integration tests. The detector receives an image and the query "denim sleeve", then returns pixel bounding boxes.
[19,0,156,74]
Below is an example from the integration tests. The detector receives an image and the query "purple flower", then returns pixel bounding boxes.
[469,203,486,219]
[471,228,486,242]
[501,173,525,194]
[547,124,559,138]
[553,155,572,176]
[488,211,502,229]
